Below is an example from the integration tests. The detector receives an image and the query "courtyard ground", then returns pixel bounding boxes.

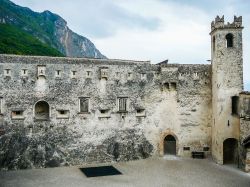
[0,156,250,187]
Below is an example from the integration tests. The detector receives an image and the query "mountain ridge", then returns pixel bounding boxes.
[0,0,106,58]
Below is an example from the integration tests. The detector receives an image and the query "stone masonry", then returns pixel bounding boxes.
[0,16,249,171]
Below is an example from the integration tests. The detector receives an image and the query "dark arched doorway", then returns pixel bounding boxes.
[164,135,176,155]
[223,138,238,165]
[34,101,50,120]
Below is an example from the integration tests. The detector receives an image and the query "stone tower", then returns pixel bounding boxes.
[211,16,244,164]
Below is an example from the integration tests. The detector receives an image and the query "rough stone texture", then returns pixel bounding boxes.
[239,93,250,171]
[0,16,248,171]
[0,54,212,170]
[211,16,243,164]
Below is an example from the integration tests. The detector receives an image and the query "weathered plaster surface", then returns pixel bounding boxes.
[0,55,212,170]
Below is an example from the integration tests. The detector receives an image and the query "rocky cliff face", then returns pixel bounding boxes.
[0,0,106,58]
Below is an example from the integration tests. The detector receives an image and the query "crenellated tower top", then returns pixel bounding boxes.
[211,15,243,33]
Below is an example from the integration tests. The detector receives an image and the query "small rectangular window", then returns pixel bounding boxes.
[183,147,190,151]
[232,96,239,115]
[99,109,110,118]
[56,110,70,119]
[55,70,62,78]
[136,109,146,117]
[37,65,46,76]
[141,73,146,80]
[21,69,28,76]
[118,97,127,112]
[86,71,92,78]
[203,147,209,151]
[171,82,177,90]
[71,71,77,78]
[79,97,89,113]
[127,72,133,80]
[4,69,11,76]
[11,110,24,120]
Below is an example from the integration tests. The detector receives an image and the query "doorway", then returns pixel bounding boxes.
[223,138,238,165]
[164,135,176,155]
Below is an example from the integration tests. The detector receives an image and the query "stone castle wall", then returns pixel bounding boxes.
[0,55,212,170]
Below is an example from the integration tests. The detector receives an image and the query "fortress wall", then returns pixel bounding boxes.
[0,55,212,170]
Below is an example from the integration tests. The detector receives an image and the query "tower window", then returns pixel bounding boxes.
[232,96,239,115]
[0,98,3,114]
[226,33,234,48]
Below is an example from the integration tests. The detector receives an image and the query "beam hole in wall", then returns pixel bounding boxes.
[164,135,176,155]
[34,101,50,120]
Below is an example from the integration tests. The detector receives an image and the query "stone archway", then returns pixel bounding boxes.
[223,138,238,165]
[159,131,178,156]
[164,135,176,155]
[34,101,50,120]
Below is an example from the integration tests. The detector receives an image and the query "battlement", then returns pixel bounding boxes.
[211,15,243,32]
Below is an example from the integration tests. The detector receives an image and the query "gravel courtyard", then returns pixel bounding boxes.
[1,156,250,187]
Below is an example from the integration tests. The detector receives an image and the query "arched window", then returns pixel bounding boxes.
[34,101,50,120]
[226,33,234,48]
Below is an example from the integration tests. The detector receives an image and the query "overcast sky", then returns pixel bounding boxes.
[12,0,250,90]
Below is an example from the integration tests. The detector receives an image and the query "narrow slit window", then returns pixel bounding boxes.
[71,71,77,78]
[0,98,3,114]
[86,71,92,77]
[213,36,216,52]
[21,69,28,76]
[118,98,127,112]
[4,69,11,76]
[79,97,89,113]
[56,70,61,77]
